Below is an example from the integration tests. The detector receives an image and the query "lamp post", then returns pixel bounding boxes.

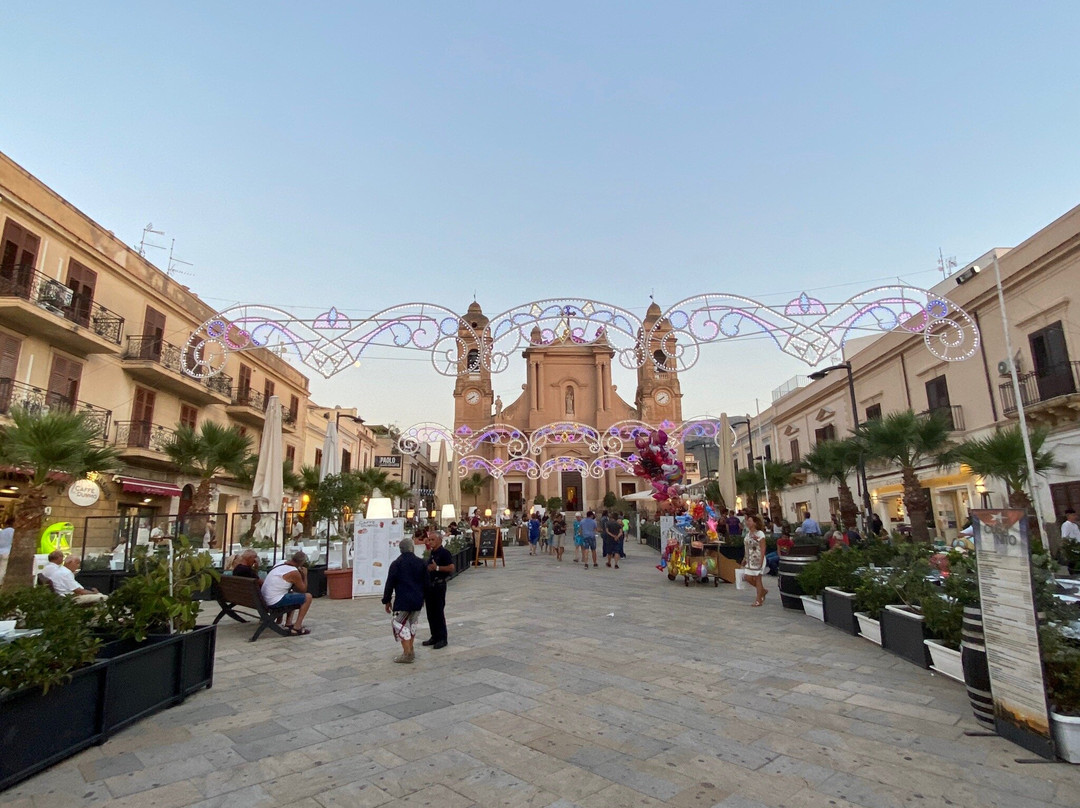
[808,361,872,532]
[729,417,755,473]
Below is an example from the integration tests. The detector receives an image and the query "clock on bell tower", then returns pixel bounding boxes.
[635,301,683,425]
[454,301,495,428]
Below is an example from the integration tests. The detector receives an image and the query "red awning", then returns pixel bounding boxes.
[117,477,182,497]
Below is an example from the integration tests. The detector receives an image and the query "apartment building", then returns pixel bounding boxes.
[733,204,1080,544]
[0,151,311,546]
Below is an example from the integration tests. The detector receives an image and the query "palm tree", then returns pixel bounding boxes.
[460,472,488,510]
[735,466,763,514]
[944,425,1060,538]
[762,460,800,523]
[0,407,119,591]
[164,422,253,533]
[352,467,392,499]
[297,464,321,531]
[856,409,953,543]
[802,439,863,530]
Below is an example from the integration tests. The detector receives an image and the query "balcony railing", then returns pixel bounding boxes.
[282,407,298,427]
[122,336,234,396]
[232,387,266,411]
[999,362,1080,417]
[0,265,124,345]
[920,405,964,431]
[113,420,176,453]
[0,377,112,439]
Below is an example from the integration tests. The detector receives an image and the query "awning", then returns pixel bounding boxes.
[116,477,182,497]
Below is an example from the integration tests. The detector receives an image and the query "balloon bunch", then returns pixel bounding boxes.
[632,429,686,501]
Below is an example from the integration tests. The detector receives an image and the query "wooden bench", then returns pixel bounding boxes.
[211,575,295,642]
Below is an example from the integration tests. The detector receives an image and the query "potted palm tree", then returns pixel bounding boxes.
[802,439,863,531]
[0,407,119,592]
[855,409,953,544]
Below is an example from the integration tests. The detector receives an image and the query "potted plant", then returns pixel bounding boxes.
[796,557,826,621]
[1041,623,1080,763]
[921,553,977,682]
[876,545,935,667]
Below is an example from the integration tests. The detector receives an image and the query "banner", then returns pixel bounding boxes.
[353,518,406,598]
[971,509,1055,760]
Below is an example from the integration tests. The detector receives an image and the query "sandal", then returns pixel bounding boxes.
[290,626,311,635]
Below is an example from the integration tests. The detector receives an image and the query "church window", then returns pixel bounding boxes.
[653,349,669,371]
[466,349,480,372]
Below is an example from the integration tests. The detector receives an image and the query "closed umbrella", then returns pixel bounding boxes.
[433,441,451,518]
[448,443,463,518]
[717,413,736,511]
[252,395,284,546]
[319,420,340,481]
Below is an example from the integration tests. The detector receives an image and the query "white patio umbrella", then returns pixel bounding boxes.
[319,419,340,481]
[449,443,463,518]
[432,441,452,520]
[717,413,737,510]
[251,395,284,546]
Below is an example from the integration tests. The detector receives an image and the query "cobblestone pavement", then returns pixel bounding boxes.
[7,544,1080,808]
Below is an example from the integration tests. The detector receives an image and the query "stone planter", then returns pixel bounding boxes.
[881,604,931,669]
[924,639,963,683]
[855,611,882,645]
[800,595,825,621]
[1051,712,1080,764]
[823,587,859,635]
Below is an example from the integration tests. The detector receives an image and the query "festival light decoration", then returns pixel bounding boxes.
[184,287,979,379]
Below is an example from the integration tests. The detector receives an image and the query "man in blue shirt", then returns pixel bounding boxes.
[800,511,821,537]
[579,511,598,569]
[528,513,541,555]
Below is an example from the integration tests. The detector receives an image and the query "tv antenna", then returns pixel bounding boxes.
[937,248,957,280]
[166,239,194,278]
[137,223,166,258]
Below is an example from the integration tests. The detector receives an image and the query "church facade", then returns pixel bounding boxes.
[453,301,684,514]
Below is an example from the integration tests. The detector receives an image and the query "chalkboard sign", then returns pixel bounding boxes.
[474,527,505,566]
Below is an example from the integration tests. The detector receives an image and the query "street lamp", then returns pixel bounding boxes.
[808,361,872,531]
[729,417,755,472]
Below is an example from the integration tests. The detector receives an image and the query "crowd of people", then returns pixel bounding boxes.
[524,509,630,569]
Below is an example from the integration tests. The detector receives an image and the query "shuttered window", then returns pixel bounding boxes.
[142,306,166,359]
[47,355,82,408]
[179,403,197,430]
[65,259,97,327]
[0,219,40,297]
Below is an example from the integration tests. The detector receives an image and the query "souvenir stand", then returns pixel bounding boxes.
[659,517,720,586]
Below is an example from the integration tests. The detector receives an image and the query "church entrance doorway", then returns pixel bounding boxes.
[508,483,523,514]
[561,471,582,513]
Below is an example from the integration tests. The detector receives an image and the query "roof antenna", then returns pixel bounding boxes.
[137,223,165,258]
[166,239,194,278]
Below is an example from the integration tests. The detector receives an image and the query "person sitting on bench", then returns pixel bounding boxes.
[232,549,261,580]
[41,551,108,604]
[260,551,312,635]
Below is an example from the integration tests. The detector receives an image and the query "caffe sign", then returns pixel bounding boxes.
[67,479,101,507]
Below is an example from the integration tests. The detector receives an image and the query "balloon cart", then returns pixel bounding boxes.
[658,530,720,587]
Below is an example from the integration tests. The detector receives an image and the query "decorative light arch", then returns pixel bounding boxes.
[183,287,979,380]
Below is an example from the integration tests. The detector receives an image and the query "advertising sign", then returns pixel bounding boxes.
[353,518,405,598]
[67,479,101,507]
[374,455,402,469]
[971,509,1055,760]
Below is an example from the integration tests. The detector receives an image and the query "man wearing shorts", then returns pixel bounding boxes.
[382,538,426,663]
[579,511,598,569]
[260,551,312,636]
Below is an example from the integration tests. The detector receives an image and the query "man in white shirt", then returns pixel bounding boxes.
[261,551,312,635]
[40,551,107,604]
[0,516,13,585]
[1061,510,1080,571]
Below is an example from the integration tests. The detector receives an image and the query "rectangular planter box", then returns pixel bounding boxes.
[881,605,931,669]
[924,639,963,683]
[1051,712,1080,764]
[823,587,859,635]
[0,624,216,791]
[855,611,882,645]
[800,595,825,621]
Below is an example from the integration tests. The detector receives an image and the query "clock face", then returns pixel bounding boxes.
[465,390,481,405]
[655,390,671,405]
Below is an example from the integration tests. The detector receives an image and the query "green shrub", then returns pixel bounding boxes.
[921,553,979,650]
[546,496,563,512]
[533,494,547,507]
[603,491,617,508]
[853,544,933,619]
[1041,625,1080,716]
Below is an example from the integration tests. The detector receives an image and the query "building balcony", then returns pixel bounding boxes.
[112,420,176,468]
[226,388,266,428]
[121,336,233,405]
[1000,362,1080,427]
[281,407,298,432]
[920,405,965,432]
[0,377,112,439]
[0,265,124,355]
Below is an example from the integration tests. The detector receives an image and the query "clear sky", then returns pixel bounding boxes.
[3,2,1079,429]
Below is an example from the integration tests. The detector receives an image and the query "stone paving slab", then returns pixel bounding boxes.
[5,543,1080,807]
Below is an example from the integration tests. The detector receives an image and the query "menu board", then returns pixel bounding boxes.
[353,518,405,598]
[475,527,504,566]
[972,509,1054,760]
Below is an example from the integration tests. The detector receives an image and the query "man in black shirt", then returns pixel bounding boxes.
[382,538,427,663]
[232,550,260,580]
[421,527,455,649]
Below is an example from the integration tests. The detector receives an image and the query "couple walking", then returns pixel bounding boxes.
[381,528,455,663]
[574,509,625,569]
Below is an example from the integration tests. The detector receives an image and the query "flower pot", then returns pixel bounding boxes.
[961,605,994,728]
[924,639,964,683]
[855,611,882,645]
[325,568,353,599]
[800,595,825,621]
[1051,711,1080,764]
[881,604,931,669]
[823,587,859,635]
[778,547,821,610]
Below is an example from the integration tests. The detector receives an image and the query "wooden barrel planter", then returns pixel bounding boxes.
[961,605,994,728]
[778,545,821,611]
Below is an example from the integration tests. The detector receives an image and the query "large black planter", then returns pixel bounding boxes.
[0,624,216,791]
[76,570,134,595]
[823,587,859,635]
[307,566,327,598]
[880,605,931,669]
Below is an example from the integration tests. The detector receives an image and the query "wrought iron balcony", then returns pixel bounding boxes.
[113,420,176,453]
[0,377,112,439]
[122,336,234,399]
[0,265,124,345]
[920,405,964,432]
[232,387,265,411]
[1000,362,1080,417]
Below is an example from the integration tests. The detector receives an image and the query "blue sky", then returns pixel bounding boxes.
[3,2,1079,428]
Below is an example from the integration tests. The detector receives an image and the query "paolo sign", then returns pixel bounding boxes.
[67,479,102,507]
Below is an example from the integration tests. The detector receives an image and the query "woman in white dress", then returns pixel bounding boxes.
[743,514,768,607]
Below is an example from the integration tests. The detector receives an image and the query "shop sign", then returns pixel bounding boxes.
[67,479,102,507]
[374,455,402,469]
